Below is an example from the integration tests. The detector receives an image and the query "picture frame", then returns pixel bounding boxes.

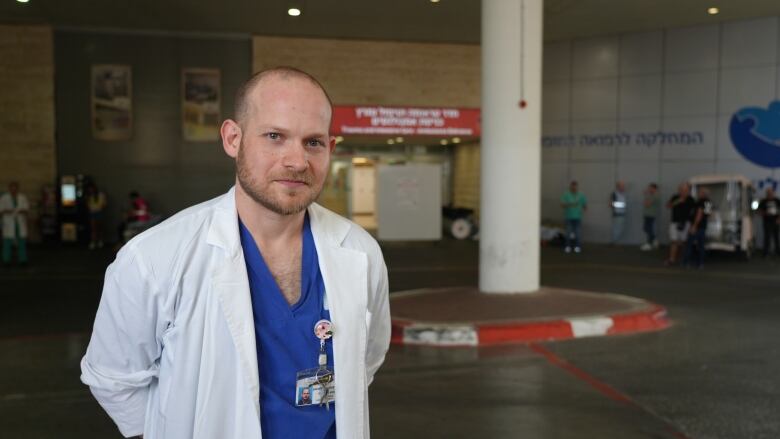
[91,64,132,141]
[182,68,221,142]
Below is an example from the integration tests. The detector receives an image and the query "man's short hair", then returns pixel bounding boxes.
[233,66,333,125]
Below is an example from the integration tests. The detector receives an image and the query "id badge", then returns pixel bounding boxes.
[295,367,335,407]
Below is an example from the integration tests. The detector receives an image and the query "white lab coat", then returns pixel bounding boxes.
[0,192,29,239]
[81,187,391,439]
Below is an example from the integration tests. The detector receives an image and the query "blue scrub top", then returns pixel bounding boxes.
[239,214,336,439]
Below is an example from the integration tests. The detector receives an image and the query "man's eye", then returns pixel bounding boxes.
[266,132,281,141]
[307,139,325,147]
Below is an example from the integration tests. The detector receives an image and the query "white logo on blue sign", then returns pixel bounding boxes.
[730,101,780,168]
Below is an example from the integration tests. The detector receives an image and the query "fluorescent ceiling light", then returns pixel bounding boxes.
[707,7,719,15]
[288,8,301,17]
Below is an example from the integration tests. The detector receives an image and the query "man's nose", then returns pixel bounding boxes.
[282,143,308,172]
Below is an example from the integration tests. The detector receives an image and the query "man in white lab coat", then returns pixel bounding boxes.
[1,181,29,266]
[81,67,391,439]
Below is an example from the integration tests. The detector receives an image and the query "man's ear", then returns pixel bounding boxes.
[328,135,337,153]
[221,119,242,159]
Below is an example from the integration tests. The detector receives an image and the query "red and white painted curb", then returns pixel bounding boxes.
[391,305,670,347]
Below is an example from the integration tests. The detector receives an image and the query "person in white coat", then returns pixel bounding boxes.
[1,181,30,265]
[81,67,391,439]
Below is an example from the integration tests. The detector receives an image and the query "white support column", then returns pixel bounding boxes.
[480,0,543,293]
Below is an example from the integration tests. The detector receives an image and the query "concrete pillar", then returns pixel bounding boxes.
[479,0,543,293]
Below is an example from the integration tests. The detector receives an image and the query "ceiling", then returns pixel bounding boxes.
[2,0,780,43]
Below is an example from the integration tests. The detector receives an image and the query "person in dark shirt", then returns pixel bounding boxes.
[665,182,695,266]
[683,188,712,268]
[758,187,780,257]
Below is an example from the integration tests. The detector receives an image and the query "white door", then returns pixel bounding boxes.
[351,166,376,215]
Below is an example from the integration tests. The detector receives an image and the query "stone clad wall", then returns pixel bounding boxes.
[542,17,780,244]
[252,36,480,107]
[0,25,56,240]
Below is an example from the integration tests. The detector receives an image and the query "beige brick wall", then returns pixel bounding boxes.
[0,25,56,240]
[252,35,482,213]
[252,36,480,107]
[452,143,481,216]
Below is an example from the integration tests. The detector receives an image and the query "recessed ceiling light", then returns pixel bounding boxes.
[707,7,719,15]
[387,139,395,145]
[288,8,301,17]
[335,136,344,143]
[17,0,30,3]
[452,137,461,144]
[395,137,404,143]
[440,139,449,145]
[430,0,441,3]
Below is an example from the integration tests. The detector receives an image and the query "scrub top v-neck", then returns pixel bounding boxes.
[239,214,336,439]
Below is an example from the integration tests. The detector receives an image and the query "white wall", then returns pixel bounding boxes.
[376,164,442,241]
[542,17,780,244]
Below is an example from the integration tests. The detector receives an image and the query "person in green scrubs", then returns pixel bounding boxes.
[560,180,587,253]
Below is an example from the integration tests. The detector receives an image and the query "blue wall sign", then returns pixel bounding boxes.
[730,101,780,168]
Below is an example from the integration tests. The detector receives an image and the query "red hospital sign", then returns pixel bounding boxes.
[331,105,481,137]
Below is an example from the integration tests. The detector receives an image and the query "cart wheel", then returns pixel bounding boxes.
[450,218,473,240]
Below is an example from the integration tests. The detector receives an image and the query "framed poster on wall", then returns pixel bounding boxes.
[182,68,221,142]
[91,64,132,141]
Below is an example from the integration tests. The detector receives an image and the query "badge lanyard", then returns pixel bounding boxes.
[295,319,335,410]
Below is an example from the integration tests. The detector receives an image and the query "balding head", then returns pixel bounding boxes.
[234,66,333,127]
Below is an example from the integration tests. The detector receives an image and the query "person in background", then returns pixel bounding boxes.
[117,191,150,244]
[561,180,587,254]
[128,191,150,223]
[665,182,695,266]
[38,184,58,242]
[1,181,30,266]
[683,187,712,269]
[640,183,660,251]
[86,183,107,249]
[609,180,627,245]
[757,186,780,257]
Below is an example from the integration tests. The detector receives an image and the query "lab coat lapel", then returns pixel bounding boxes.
[207,189,261,420]
[309,204,368,438]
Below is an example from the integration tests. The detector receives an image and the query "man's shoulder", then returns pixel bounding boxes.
[123,191,228,253]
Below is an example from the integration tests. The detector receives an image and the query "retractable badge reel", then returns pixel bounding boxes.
[295,320,335,409]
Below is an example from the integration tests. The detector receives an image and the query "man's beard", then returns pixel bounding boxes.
[236,144,322,216]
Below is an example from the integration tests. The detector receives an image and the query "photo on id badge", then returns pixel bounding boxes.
[296,368,335,407]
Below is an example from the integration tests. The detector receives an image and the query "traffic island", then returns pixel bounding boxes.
[390,286,670,347]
